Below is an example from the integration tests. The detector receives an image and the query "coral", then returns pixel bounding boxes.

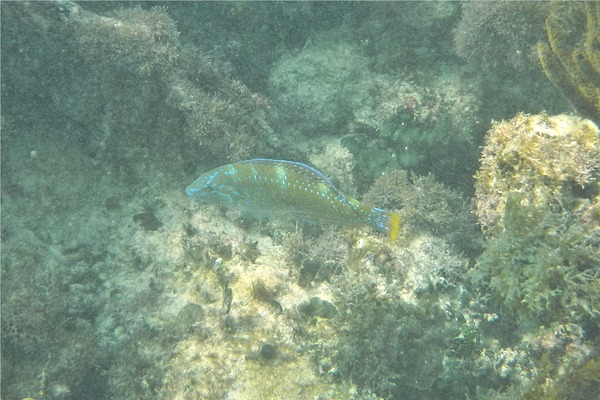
[475,113,600,236]
[537,2,600,122]
[167,2,349,91]
[3,2,273,167]
[167,44,273,161]
[70,4,272,162]
[276,222,475,399]
[355,77,478,138]
[280,227,351,287]
[79,3,271,161]
[451,2,570,124]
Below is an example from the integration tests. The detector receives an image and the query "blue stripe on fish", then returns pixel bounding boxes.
[186,159,400,241]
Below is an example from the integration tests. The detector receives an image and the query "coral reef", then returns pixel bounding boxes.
[68,6,180,76]
[472,113,600,324]
[452,2,571,124]
[278,227,476,399]
[3,2,598,400]
[167,2,354,92]
[364,169,483,256]
[269,30,481,189]
[2,2,272,168]
[166,44,273,161]
[269,37,370,138]
[350,2,459,72]
[348,72,481,190]
[472,194,600,324]
[537,2,600,122]
[527,349,600,400]
[475,113,600,236]
[467,112,600,399]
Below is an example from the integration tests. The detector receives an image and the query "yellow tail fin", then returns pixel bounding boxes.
[368,207,401,241]
[387,212,401,242]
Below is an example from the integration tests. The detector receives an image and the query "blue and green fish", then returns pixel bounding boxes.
[185,159,400,241]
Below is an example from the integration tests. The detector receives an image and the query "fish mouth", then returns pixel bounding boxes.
[185,186,196,197]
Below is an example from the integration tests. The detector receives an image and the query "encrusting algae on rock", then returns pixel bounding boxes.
[186,159,401,241]
[475,113,600,236]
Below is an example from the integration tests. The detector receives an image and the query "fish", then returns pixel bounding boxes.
[185,159,400,241]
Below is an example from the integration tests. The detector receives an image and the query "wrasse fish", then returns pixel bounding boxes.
[185,159,400,241]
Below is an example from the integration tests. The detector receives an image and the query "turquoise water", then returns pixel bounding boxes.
[1,2,598,399]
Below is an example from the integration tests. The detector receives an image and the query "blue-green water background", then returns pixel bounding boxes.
[2,2,598,399]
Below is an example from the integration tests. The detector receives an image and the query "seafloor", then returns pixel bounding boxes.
[1,2,599,400]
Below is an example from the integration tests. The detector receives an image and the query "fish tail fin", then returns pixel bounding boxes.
[387,212,401,241]
[368,208,401,242]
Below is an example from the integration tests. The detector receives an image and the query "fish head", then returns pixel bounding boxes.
[185,171,238,206]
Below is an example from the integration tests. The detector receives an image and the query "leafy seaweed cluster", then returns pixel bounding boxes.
[472,194,600,324]
[473,113,600,324]
[317,233,472,399]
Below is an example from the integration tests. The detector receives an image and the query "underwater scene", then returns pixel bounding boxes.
[1,2,599,399]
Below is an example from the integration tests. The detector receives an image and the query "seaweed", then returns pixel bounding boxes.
[537,3,600,122]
